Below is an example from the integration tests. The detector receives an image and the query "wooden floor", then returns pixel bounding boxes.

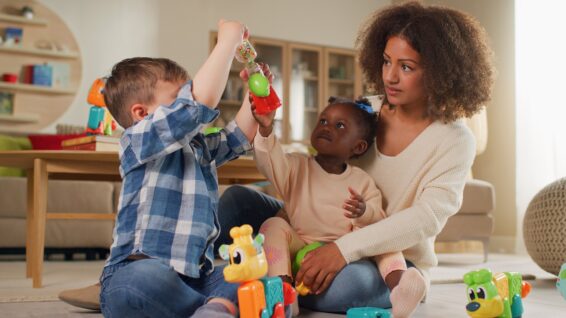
[1,253,565,317]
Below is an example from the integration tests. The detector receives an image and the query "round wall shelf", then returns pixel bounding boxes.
[0,0,82,133]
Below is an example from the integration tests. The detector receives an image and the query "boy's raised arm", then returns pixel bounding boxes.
[192,19,247,107]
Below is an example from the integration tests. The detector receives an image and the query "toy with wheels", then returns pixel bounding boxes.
[463,268,531,318]
[346,307,391,318]
[219,225,296,318]
[557,263,566,300]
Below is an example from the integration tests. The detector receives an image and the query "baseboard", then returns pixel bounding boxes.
[489,235,517,253]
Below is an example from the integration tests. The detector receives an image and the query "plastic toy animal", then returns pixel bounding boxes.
[464,268,531,318]
[85,78,117,135]
[557,263,566,300]
[219,224,296,318]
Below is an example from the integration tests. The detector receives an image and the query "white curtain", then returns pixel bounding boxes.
[516,0,566,251]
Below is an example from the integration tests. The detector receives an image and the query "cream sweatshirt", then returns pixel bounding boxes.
[254,133,384,244]
[338,120,476,284]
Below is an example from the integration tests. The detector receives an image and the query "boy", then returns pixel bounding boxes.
[99,20,258,318]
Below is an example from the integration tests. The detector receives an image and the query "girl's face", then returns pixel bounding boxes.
[382,36,427,109]
[310,104,367,160]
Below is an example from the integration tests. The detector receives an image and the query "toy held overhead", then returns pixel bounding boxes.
[235,39,281,114]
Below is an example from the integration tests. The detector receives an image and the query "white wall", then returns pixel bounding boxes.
[39,0,385,132]
[422,0,517,253]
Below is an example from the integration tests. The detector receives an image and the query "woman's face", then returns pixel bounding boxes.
[382,36,427,109]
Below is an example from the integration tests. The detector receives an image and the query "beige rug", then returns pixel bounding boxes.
[430,253,555,284]
[0,253,555,303]
[0,260,104,303]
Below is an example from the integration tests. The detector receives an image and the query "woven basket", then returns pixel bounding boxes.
[523,177,566,275]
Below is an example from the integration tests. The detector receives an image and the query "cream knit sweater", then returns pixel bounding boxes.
[337,120,476,284]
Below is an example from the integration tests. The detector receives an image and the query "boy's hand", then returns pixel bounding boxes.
[217,19,248,49]
[343,187,366,218]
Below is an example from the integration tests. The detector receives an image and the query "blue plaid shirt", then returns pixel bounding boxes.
[106,81,252,278]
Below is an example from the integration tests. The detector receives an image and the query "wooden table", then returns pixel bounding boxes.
[0,150,264,287]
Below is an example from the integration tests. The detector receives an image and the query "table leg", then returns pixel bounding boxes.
[31,159,48,288]
[25,169,35,278]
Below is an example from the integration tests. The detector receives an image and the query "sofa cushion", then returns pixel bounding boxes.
[436,214,494,241]
[0,135,32,177]
[0,218,113,248]
[0,177,115,218]
[458,179,495,214]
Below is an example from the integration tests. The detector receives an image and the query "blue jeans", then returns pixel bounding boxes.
[216,184,284,247]
[99,258,238,318]
[217,185,404,314]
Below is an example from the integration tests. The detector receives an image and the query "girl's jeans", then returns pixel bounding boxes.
[217,185,417,313]
[99,258,238,318]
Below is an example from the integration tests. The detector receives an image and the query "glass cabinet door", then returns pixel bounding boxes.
[324,48,362,104]
[287,44,323,144]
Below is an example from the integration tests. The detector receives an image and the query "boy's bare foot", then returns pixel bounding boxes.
[390,268,426,318]
[58,283,101,311]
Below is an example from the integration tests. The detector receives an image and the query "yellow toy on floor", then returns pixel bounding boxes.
[219,225,296,318]
[464,268,531,318]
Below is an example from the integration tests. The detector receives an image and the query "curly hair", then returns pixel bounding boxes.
[327,96,378,156]
[356,1,494,122]
[104,57,189,128]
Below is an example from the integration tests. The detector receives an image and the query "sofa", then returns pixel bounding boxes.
[434,109,495,262]
[0,177,118,259]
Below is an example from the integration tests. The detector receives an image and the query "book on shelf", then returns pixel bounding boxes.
[49,62,71,88]
[61,135,120,151]
[0,92,14,115]
[4,27,23,46]
[62,141,119,152]
[32,64,53,86]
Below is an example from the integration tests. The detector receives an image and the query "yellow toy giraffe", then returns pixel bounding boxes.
[219,224,296,318]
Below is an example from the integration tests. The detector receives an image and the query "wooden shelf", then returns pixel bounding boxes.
[328,78,355,85]
[302,76,319,81]
[0,13,47,26]
[0,45,79,59]
[0,113,39,123]
[219,99,242,106]
[0,82,75,95]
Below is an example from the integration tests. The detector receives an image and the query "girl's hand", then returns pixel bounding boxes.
[343,187,366,218]
[239,62,274,84]
[252,98,276,136]
[294,242,346,295]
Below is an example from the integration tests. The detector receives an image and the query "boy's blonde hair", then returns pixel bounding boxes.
[104,57,189,128]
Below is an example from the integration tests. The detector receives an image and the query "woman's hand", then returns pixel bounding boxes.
[294,242,347,294]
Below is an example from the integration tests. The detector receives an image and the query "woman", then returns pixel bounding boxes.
[219,1,494,316]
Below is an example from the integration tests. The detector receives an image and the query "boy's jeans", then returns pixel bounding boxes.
[99,258,238,318]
